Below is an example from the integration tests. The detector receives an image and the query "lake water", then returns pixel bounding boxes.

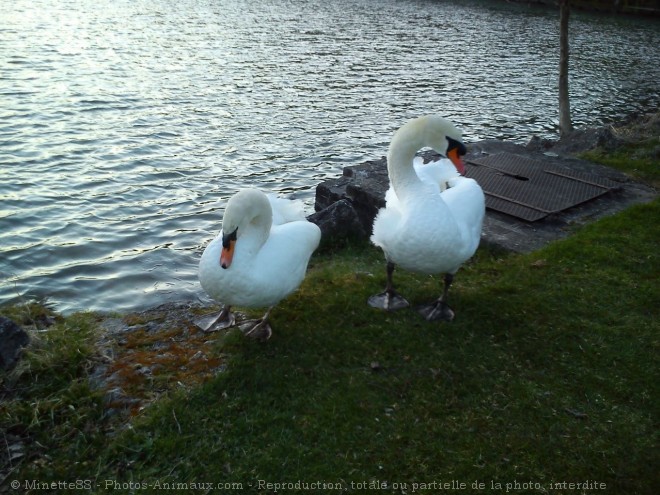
[1,0,658,314]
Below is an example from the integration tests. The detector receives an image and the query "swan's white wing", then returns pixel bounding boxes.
[371,197,403,252]
[267,194,307,225]
[413,156,460,193]
[440,177,486,255]
[255,220,321,292]
[372,177,484,274]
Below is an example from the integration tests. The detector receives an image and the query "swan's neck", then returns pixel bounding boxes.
[222,189,273,255]
[241,210,271,253]
[387,124,430,199]
[387,116,457,200]
[389,147,418,196]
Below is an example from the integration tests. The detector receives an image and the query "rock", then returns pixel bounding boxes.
[101,386,142,419]
[555,126,621,153]
[527,126,621,155]
[312,159,388,242]
[307,199,366,242]
[525,135,555,152]
[0,316,30,371]
[342,159,389,229]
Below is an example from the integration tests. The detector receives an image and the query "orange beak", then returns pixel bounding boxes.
[447,148,466,175]
[220,240,235,269]
[220,228,238,269]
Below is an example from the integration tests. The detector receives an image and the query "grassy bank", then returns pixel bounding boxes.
[2,148,658,493]
[579,112,660,188]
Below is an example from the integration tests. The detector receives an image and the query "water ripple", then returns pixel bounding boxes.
[1,0,658,313]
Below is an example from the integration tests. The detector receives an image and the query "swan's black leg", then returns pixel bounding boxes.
[195,305,236,332]
[368,262,410,311]
[417,273,456,322]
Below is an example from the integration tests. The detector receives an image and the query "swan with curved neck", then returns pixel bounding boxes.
[369,115,485,321]
[387,115,466,198]
[198,188,321,339]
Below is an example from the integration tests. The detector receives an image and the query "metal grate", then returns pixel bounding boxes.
[466,152,619,222]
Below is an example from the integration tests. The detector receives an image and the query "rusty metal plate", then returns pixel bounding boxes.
[465,152,619,222]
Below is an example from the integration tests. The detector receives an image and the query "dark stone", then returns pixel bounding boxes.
[526,127,621,154]
[525,135,556,152]
[313,159,387,241]
[307,199,366,242]
[552,126,621,154]
[0,316,30,371]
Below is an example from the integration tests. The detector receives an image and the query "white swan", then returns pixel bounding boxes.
[198,188,321,339]
[369,115,485,321]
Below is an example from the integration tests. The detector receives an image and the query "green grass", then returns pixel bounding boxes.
[3,198,658,494]
[2,128,659,494]
[100,201,658,494]
[579,111,660,188]
[0,307,108,485]
[580,144,660,188]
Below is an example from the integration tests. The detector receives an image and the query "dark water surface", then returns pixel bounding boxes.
[1,0,658,313]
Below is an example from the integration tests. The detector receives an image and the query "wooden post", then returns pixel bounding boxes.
[559,0,573,136]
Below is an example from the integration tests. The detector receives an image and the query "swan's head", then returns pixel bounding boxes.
[419,115,467,175]
[219,189,272,269]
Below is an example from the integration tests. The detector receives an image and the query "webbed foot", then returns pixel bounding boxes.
[238,307,274,341]
[195,308,236,332]
[368,290,410,311]
[239,318,273,341]
[417,300,455,322]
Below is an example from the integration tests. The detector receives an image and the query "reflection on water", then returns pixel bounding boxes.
[1,0,658,313]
